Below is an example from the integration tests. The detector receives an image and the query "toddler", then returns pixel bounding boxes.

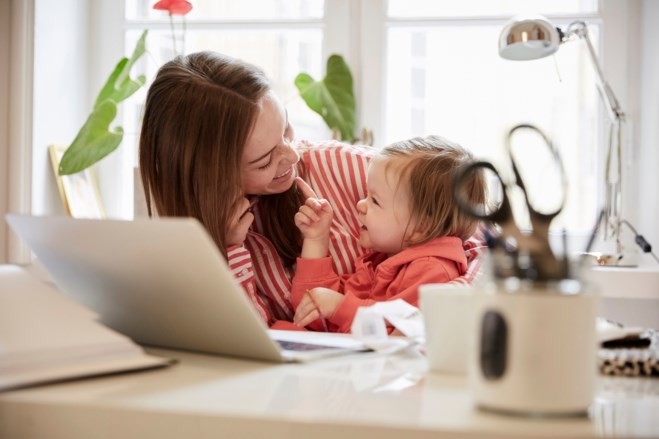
[291,135,486,332]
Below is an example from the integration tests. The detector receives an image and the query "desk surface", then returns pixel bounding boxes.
[1,347,657,439]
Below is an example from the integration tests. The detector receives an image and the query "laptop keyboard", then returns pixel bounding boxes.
[276,339,342,352]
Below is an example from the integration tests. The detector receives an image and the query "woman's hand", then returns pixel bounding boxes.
[294,287,344,328]
[226,197,254,247]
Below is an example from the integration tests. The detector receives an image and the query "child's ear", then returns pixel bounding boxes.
[408,219,430,243]
[409,229,427,243]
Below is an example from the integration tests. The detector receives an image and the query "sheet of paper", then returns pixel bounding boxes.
[352,299,425,339]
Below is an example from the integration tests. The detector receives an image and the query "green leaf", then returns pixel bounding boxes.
[58,100,124,175]
[94,30,148,109]
[295,54,356,141]
[60,30,148,175]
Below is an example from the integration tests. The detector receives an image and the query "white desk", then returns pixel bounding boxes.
[1,348,658,439]
[589,266,659,329]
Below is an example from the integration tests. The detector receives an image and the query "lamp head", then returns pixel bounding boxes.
[499,15,562,61]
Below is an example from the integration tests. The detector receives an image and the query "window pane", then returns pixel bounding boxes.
[123,28,325,167]
[126,0,324,20]
[384,25,600,231]
[387,0,598,18]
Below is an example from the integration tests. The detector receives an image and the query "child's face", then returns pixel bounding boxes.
[356,157,419,255]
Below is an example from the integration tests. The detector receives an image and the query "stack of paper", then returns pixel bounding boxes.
[0,265,173,391]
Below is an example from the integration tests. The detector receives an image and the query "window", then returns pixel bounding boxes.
[116,0,330,218]
[379,1,601,233]
[111,0,612,236]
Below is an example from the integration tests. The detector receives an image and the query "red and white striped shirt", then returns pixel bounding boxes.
[227,139,485,325]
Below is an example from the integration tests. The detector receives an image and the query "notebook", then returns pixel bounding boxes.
[0,265,173,391]
[5,214,368,363]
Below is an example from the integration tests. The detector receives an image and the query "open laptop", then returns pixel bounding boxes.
[6,214,369,362]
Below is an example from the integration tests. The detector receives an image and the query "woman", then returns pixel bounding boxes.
[139,51,484,326]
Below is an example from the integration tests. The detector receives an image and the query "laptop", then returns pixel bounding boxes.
[6,214,368,363]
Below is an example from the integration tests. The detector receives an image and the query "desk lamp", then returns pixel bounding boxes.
[498,15,628,265]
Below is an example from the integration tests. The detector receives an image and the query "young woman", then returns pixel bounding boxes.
[139,51,484,326]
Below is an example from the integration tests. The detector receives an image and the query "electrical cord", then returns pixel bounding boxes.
[622,219,659,264]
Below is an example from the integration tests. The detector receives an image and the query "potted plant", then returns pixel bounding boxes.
[58,0,194,176]
[58,30,148,176]
[295,54,372,145]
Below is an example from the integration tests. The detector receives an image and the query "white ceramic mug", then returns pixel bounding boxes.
[470,279,599,416]
[419,284,475,374]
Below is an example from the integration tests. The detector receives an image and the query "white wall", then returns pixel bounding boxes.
[32,0,91,217]
[636,0,659,263]
[6,0,35,263]
[0,0,10,263]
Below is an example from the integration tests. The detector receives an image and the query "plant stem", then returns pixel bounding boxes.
[182,16,187,54]
[168,14,177,55]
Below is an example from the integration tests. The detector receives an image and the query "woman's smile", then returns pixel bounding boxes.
[273,166,294,182]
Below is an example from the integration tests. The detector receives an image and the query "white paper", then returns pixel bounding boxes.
[350,300,425,351]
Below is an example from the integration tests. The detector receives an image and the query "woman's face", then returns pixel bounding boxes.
[241,92,299,195]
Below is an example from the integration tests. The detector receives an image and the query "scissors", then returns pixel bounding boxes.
[454,124,568,281]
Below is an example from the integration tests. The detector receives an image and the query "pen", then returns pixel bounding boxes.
[306,289,329,332]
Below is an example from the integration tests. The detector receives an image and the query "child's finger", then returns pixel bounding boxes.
[299,205,320,221]
[295,177,319,200]
[293,306,311,326]
[295,309,321,328]
[319,199,332,213]
[294,212,311,227]
[304,197,323,211]
[294,296,316,324]
[295,297,315,318]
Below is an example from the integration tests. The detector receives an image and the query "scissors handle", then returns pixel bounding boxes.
[506,124,567,220]
[453,161,512,224]
[453,124,570,281]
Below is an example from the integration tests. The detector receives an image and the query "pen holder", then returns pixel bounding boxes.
[470,277,599,417]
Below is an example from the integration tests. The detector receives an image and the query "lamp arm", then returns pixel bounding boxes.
[565,21,625,122]
[565,21,625,254]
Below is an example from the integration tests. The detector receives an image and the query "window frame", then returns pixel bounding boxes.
[92,0,636,236]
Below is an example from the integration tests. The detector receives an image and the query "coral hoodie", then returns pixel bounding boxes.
[291,236,467,333]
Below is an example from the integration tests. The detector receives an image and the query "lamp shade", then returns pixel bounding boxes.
[499,15,561,60]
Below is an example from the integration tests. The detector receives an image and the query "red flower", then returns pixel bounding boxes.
[153,0,192,16]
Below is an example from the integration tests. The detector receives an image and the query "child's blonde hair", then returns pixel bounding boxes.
[380,135,485,243]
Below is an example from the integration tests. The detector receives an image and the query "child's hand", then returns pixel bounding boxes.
[294,177,333,241]
[226,197,254,247]
[294,287,344,328]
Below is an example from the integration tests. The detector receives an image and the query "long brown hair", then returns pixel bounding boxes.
[139,51,302,259]
[380,135,485,243]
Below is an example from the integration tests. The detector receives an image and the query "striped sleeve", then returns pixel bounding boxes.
[226,244,270,324]
[244,232,295,322]
[445,223,487,286]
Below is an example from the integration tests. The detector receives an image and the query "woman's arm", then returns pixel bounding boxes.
[226,244,271,324]
[447,224,487,285]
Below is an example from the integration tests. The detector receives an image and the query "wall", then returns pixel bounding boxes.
[6,0,35,263]
[636,0,659,263]
[32,0,91,217]
[0,0,10,263]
